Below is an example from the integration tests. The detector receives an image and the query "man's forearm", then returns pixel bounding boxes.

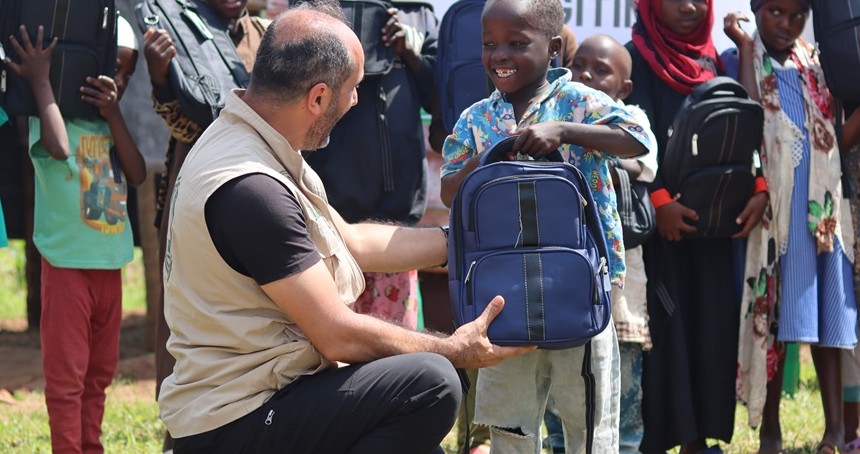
[347,223,447,272]
[328,312,459,364]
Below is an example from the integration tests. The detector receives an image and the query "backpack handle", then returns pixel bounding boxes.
[692,76,750,101]
[480,137,565,166]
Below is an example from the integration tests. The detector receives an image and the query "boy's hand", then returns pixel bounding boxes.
[724,12,753,48]
[732,192,768,239]
[143,29,176,89]
[381,9,423,68]
[511,122,564,159]
[5,25,57,84]
[656,200,698,241]
[80,76,121,121]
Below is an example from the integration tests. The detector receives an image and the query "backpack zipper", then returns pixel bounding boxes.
[102,7,109,29]
[691,133,699,156]
[464,260,477,307]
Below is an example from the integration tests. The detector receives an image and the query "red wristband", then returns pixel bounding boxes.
[754,176,768,194]
[650,188,674,209]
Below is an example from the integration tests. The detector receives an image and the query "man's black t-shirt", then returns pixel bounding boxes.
[204,173,321,285]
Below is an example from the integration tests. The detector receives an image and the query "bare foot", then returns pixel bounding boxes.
[816,441,837,454]
[757,437,783,454]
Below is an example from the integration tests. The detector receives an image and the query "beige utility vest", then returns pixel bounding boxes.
[158,90,365,438]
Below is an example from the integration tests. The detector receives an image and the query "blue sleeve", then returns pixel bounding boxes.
[721,48,740,81]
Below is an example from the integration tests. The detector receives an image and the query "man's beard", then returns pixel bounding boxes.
[304,97,343,151]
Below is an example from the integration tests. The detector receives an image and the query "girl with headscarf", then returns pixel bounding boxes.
[725,1,856,453]
[626,0,769,452]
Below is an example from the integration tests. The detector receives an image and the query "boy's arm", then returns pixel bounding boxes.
[80,75,146,186]
[106,115,146,187]
[143,29,204,144]
[513,122,648,159]
[440,155,481,207]
[439,116,482,207]
[5,26,69,160]
[843,107,860,149]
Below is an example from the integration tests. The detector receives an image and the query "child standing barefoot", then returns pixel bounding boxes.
[725,1,857,453]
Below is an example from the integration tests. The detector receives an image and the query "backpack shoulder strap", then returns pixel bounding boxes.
[181,0,251,88]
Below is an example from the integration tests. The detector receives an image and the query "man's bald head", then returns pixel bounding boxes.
[249,2,361,105]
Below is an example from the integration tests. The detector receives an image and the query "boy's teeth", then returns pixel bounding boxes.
[495,68,516,78]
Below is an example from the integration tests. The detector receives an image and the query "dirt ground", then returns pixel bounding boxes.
[0,309,157,395]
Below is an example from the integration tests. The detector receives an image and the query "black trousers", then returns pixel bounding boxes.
[173,352,462,454]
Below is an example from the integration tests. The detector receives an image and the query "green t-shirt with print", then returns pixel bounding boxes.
[29,117,133,269]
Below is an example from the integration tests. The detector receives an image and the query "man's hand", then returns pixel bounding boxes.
[80,76,122,121]
[511,122,565,159]
[446,296,537,368]
[732,192,768,239]
[143,29,176,89]
[724,12,753,49]
[5,25,57,84]
[381,8,423,67]
[656,200,698,241]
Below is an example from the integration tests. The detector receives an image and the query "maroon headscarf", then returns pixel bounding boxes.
[632,0,723,94]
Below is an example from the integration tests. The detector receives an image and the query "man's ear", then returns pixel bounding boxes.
[548,36,563,61]
[305,82,332,116]
[617,79,633,101]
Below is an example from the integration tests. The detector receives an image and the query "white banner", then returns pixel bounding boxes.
[426,0,814,54]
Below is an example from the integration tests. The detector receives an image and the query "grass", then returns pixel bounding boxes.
[0,239,834,452]
[0,240,146,320]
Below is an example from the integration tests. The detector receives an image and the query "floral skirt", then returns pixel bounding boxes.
[353,270,419,330]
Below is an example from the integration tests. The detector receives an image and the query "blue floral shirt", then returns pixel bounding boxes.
[441,68,656,285]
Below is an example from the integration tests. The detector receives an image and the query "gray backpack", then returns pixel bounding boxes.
[134,0,250,127]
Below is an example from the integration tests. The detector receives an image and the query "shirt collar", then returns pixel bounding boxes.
[220,89,305,172]
[229,9,250,42]
[488,67,572,109]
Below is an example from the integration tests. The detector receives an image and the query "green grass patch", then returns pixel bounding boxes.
[0,240,835,452]
[0,383,162,453]
[0,240,27,320]
[0,240,146,320]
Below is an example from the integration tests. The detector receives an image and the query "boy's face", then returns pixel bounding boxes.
[660,0,708,35]
[115,48,138,101]
[570,38,632,101]
[755,0,808,53]
[480,1,559,96]
[205,0,249,20]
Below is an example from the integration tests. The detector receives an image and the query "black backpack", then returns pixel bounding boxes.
[341,0,395,76]
[0,0,118,119]
[662,77,763,239]
[304,1,437,225]
[811,0,860,102]
[133,0,250,128]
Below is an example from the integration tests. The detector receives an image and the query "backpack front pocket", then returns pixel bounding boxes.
[471,175,585,251]
[679,164,754,238]
[464,247,602,348]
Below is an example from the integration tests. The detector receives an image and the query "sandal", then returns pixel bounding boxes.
[845,437,860,454]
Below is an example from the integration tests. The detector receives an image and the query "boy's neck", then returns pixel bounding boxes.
[506,77,551,122]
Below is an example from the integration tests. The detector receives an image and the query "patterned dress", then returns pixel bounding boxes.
[775,66,857,347]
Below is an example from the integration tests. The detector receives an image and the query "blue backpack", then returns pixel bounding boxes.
[447,138,612,349]
[435,0,561,133]
[436,0,487,132]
